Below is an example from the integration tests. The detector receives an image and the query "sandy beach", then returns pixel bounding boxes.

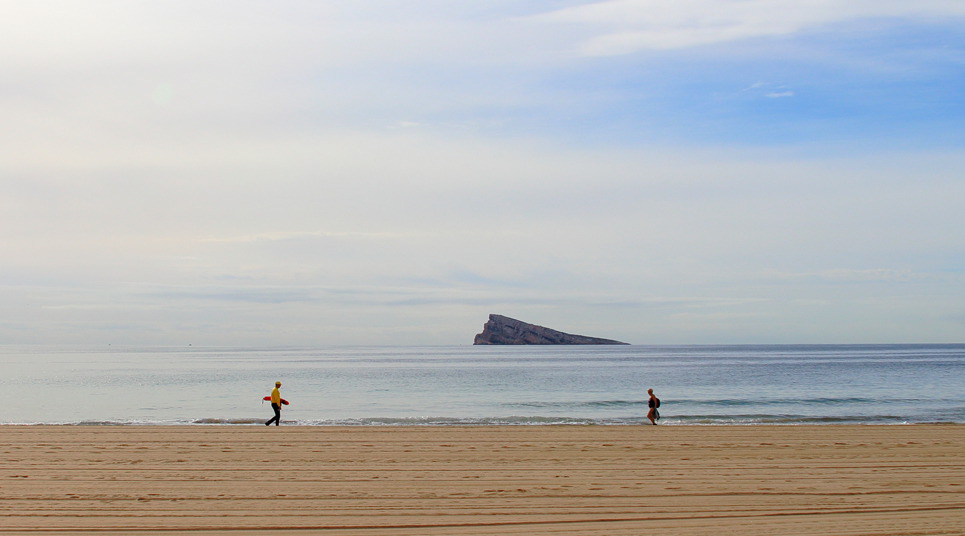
[1,424,962,535]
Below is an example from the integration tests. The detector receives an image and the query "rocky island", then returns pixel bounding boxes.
[473,314,629,345]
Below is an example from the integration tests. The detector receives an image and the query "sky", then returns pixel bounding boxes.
[1,1,964,345]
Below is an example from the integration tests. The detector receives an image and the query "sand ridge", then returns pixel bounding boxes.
[1,425,963,535]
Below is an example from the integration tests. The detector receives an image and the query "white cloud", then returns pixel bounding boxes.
[531,0,965,55]
[2,128,964,343]
[199,231,408,243]
[762,269,917,282]
[1,2,963,344]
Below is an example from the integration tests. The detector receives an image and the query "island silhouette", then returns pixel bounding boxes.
[473,314,628,345]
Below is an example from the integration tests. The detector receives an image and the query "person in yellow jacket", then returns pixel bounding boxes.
[265,381,283,426]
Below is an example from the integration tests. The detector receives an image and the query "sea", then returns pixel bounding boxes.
[2,344,963,426]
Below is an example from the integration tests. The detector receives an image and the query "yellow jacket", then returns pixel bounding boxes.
[270,387,281,405]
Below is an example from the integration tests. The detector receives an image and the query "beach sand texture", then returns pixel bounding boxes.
[1,425,962,535]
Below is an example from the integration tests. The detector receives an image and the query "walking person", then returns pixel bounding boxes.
[647,388,660,425]
[265,381,283,426]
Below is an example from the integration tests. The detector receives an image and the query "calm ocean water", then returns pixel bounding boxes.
[2,344,963,425]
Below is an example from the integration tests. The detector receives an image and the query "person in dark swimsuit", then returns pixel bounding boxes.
[647,388,660,425]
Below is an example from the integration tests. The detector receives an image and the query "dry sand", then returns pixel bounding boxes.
[1,425,962,535]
